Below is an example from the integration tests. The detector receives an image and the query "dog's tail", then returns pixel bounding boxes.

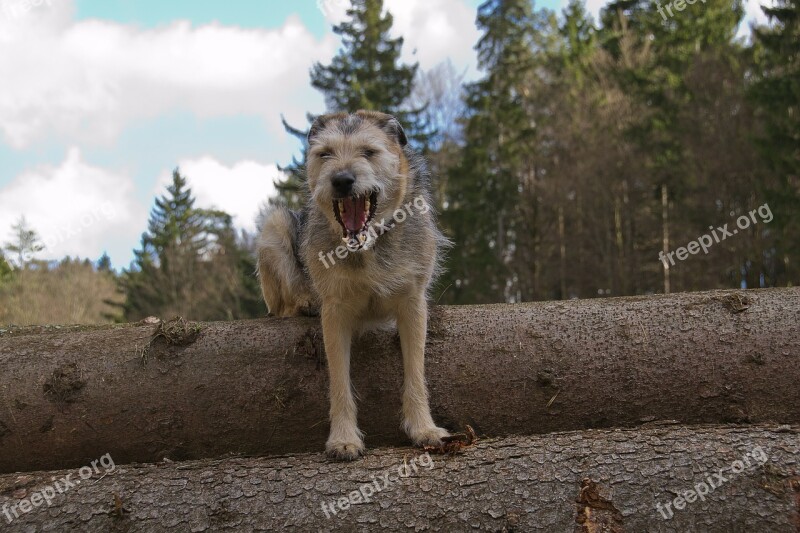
[256,206,317,317]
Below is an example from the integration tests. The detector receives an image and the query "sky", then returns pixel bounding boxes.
[0,0,771,269]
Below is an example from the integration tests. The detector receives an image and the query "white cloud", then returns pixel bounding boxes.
[384,0,480,75]
[0,0,337,149]
[0,148,146,266]
[576,0,772,39]
[157,157,283,234]
[318,0,480,76]
[0,151,280,268]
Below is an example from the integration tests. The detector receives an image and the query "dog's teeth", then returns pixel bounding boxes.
[365,198,370,212]
[338,200,345,213]
[358,233,366,243]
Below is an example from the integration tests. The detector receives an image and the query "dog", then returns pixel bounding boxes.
[257,110,450,460]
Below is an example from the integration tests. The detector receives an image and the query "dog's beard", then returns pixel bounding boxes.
[332,190,379,252]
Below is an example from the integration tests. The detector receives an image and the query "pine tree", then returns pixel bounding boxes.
[310,0,421,123]
[3,216,44,268]
[273,115,315,208]
[231,229,266,319]
[120,169,262,321]
[275,0,429,207]
[0,252,12,284]
[751,0,800,284]
[643,0,745,291]
[597,0,745,293]
[545,0,601,299]
[559,0,597,85]
[96,252,113,273]
[599,0,648,57]
[441,0,552,303]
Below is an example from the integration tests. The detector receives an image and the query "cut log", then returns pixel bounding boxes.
[0,288,798,474]
[0,425,798,532]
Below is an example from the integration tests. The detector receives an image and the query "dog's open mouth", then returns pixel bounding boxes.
[333,191,378,250]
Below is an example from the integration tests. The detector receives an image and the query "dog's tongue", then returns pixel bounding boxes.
[342,196,367,232]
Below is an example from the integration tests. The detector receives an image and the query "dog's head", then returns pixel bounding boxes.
[306,110,409,251]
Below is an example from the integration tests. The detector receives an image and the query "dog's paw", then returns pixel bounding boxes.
[326,440,365,461]
[408,425,450,447]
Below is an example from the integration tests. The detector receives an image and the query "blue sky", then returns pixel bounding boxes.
[0,0,767,269]
[74,0,336,35]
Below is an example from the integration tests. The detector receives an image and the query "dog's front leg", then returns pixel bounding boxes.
[322,302,364,460]
[397,295,449,446]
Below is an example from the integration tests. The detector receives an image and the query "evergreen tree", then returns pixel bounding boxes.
[275,0,429,207]
[310,0,421,124]
[545,0,607,299]
[441,0,553,303]
[751,0,800,284]
[120,169,262,321]
[559,0,597,85]
[232,229,267,319]
[599,0,648,57]
[0,252,12,284]
[4,216,44,268]
[643,0,745,291]
[96,252,113,273]
[597,0,744,293]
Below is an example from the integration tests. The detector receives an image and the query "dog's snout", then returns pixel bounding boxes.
[331,170,356,197]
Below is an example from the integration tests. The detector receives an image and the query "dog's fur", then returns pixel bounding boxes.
[257,110,449,460]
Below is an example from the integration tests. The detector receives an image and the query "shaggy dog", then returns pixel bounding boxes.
[257,110,449,460]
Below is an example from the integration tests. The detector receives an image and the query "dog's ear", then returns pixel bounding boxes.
[307,115,328,144]
[380,115,408,147]
[353,110,408,147]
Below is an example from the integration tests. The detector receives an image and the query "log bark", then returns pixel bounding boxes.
[1,288,798,474]
[0,425,798,532]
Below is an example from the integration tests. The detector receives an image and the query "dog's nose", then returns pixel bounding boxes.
[331,170,356,197]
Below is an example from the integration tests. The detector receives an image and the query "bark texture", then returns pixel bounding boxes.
[1,288,798,474]
[0,425,798,532]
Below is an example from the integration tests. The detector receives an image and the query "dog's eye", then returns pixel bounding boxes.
[319,151,333,159]
[362,149,377,158]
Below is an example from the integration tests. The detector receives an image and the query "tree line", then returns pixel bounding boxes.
[438,0,798,303]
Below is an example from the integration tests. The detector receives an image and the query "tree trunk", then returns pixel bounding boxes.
[1,288,798,474]
[0,425,798,532]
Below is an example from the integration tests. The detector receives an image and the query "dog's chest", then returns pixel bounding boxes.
[328,250,408,298]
